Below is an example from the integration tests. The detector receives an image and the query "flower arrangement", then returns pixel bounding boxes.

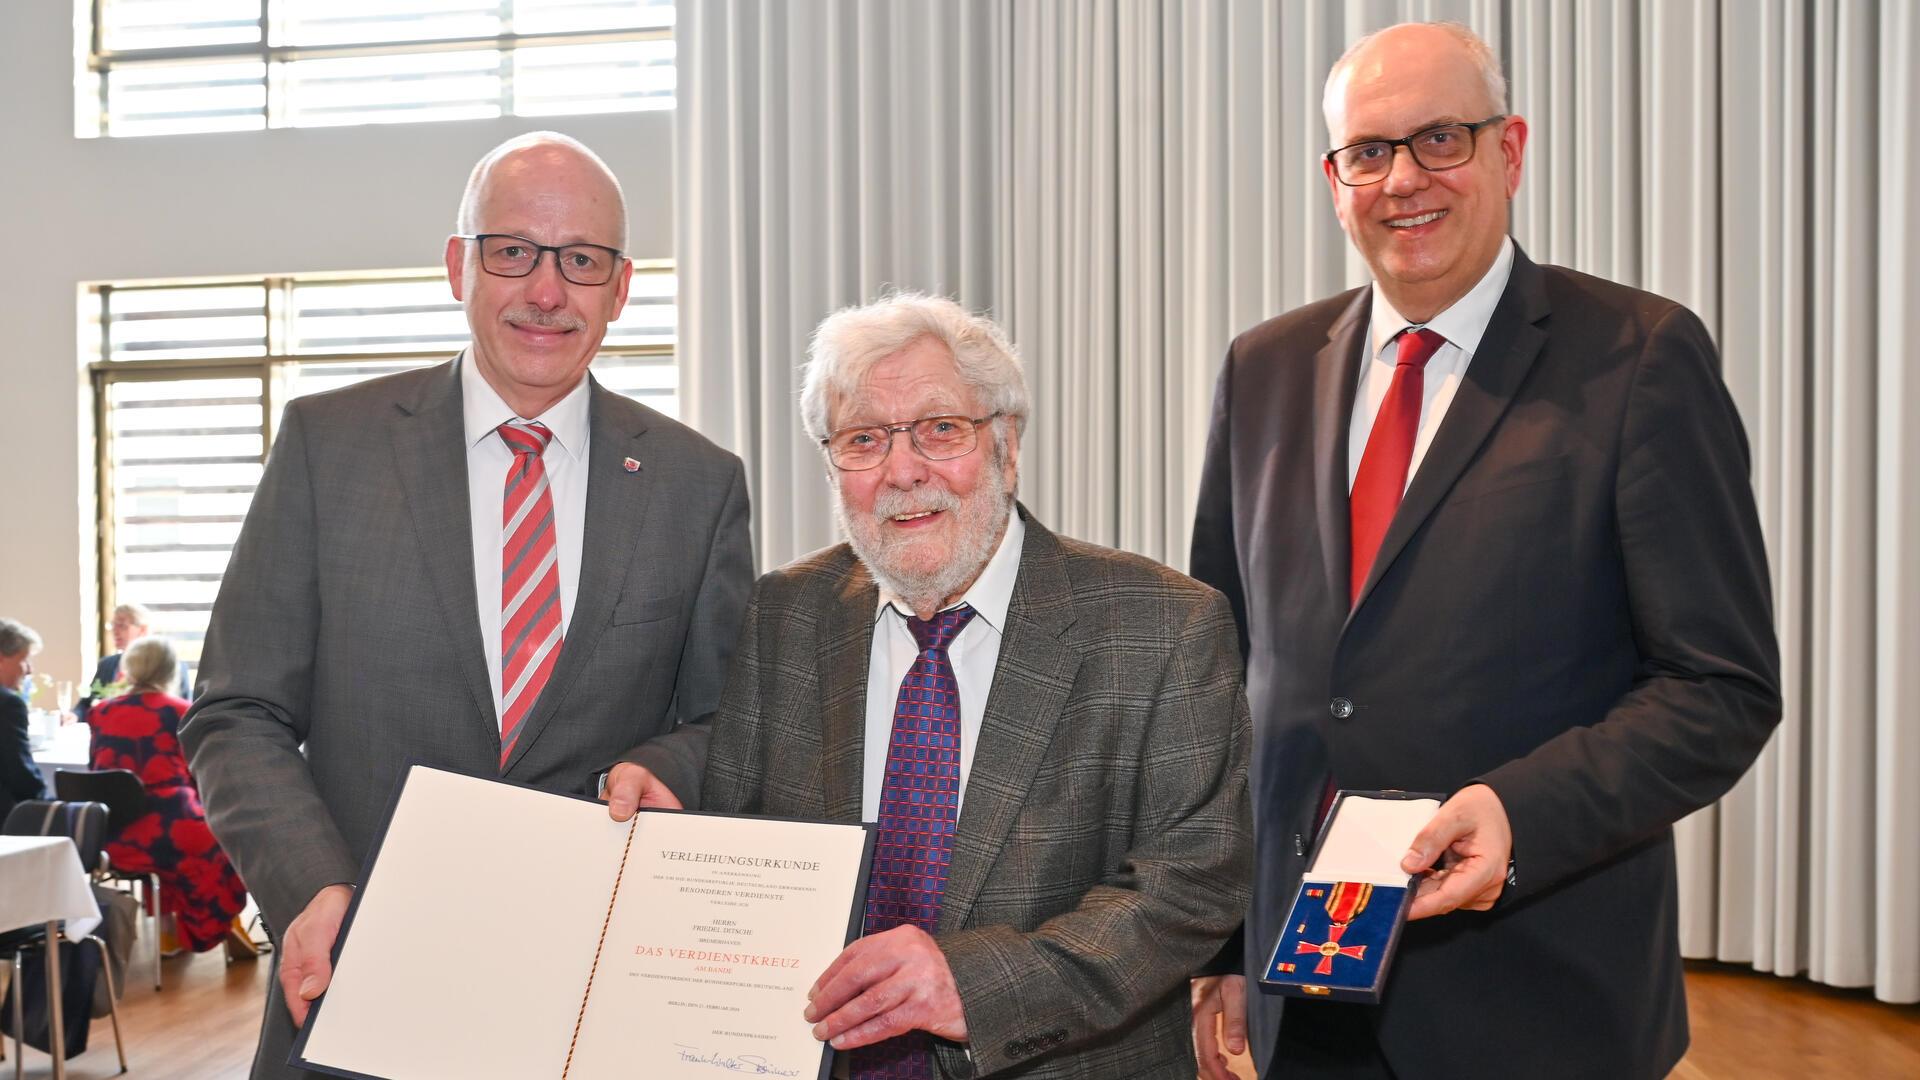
[88,676,131,702]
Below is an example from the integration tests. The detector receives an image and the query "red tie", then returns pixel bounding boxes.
[498,420,563,768]
[1349,327,1446,604]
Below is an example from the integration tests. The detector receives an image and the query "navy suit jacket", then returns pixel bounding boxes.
[0,687,49,824]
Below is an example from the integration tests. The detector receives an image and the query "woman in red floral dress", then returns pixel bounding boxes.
[86,635,248,953]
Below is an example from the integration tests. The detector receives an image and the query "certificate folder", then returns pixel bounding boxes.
[292,765,874,1080]
[1261,790,1443,1004]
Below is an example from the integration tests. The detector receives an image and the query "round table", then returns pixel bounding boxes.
[29,719,92,791]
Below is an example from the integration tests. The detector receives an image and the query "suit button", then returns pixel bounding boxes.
[1330,697,1354,720]
[1005,1040,1023,1057]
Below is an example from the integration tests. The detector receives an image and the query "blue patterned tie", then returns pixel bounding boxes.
[852,604,977,1080]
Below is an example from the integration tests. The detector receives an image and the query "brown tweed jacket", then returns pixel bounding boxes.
[703,506,1251,1079]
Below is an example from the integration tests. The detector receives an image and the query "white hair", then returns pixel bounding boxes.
[122,636,179,695]
[0,618,39,659]
[454,131,629,248]
[111,602,152,627]
[1323,21,1508,132]
[800,293,1030,445]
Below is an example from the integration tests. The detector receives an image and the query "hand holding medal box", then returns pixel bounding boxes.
[1262,790,1443,1003]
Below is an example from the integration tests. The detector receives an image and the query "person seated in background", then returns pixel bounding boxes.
[0,617,50,822]
[89,635,251,957]
[74,602,191,723]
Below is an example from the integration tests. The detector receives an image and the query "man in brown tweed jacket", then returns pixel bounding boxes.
[691,294,1250,1079]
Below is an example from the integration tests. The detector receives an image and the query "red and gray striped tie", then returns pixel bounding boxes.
[498,420,563,768]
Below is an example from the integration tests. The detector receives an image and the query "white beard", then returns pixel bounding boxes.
[836,452,1013,615]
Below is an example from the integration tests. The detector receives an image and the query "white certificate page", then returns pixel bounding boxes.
[294,767,871,1080]
[297,767,631,1079]
[566,813,872,1080]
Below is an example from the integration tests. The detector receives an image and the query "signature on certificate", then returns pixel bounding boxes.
[673,1044,802,1076]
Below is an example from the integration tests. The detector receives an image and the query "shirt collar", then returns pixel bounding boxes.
[874,507,1025,635]
[460,349,592,461]
[1368,235,1516,363]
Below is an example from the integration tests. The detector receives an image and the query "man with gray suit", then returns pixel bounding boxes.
[682,295,1248,1079]
[182,132,753,1079]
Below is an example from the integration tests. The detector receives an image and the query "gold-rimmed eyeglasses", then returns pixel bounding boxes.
[821,413,1001,471]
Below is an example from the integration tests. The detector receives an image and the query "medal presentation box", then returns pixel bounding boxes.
[1262,790,1443,1004]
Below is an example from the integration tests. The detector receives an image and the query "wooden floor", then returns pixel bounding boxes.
[3,945,269,1080]
[1673,962,1920,1079]
[4,954,1914,1078]
[1205,961,1920,1079]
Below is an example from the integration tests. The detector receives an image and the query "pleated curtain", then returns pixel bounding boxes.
[674,0,1006,565]
[675,0,1920,1003]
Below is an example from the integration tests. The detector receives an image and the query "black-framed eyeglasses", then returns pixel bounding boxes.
[821,413,1001,472]
[1325,116,1507,186]
[453,233,626,286]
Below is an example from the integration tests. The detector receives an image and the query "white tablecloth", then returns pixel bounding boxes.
[31,718,93,788]
[0,835,101,938]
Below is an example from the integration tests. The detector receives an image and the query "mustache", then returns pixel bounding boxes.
[503,306,587,332]
[869,485,961,521]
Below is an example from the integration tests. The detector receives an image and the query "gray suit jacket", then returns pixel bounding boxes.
[181,357,753,1079]
[703,507,1251,1080]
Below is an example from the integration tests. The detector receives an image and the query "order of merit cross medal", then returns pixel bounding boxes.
[1262,791,1445,1001]
[1294,881,1372,975]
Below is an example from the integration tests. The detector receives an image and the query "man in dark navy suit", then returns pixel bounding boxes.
[0,618,50,823]
[1189,21,1781,1080]
[74,602,189,723]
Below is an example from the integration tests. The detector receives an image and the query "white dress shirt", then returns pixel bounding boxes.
[461,353,591,722]
[1348,236,1516,493]
[861,510,1026,821]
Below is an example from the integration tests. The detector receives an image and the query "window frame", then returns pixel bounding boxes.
[79,0,675,137]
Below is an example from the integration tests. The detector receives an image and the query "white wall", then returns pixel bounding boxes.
[0,0,674,684]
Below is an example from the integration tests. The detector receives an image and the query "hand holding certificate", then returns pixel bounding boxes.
[294,766,874,1080]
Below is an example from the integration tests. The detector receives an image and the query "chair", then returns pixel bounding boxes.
[51,770,163,991]
[1,800,128,1077]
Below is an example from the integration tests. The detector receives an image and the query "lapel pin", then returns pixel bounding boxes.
[623,457,642,473]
